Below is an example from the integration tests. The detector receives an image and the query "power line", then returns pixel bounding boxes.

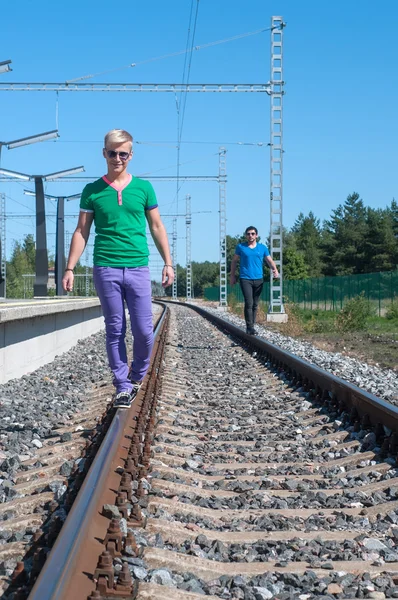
[66,24,274,83]
[4,194,35,213]
[136,140,267,147]
[138,149,218,177]
[180,0,200,136]
[175,0,200,222]
[44,139,267,146]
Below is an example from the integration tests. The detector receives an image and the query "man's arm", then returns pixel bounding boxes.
[265,254,279,278]
[230,253,240,285]
[146,207,175,288]
[62,211,94,292]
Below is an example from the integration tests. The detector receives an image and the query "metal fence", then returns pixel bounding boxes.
[22,273,96,298]
[204,270,398,316]
[21,275,167,299]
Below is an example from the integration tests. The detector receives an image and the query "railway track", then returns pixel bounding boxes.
[3,302,398,599]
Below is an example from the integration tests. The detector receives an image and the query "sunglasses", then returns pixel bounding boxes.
[246,232,257,236]
[106,150,131,161]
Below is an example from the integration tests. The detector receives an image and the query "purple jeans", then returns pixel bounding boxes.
[93,266,153,394]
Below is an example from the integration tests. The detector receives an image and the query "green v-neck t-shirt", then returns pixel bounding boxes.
[79,176,158,267]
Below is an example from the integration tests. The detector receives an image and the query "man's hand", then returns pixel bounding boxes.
[271,266,279,278]
[62,271,74,292]
[162,265,175,288]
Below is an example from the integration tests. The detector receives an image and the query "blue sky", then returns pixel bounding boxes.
[1,0,397,280]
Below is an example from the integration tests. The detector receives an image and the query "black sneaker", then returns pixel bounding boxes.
[130,380,142,399]
[246,327,256,335]
[113,391,133,409]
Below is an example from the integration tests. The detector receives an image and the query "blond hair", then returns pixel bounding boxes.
[104,129,133,149]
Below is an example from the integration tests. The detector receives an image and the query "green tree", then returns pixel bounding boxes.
[322,192,368,275]
[291,211,324,277]
[192,261,218,297]
[6,234,36,298]
[283,246,309,280]
[388,198,398,267]
[364,207,397,272]
[23,234,36,271]
[227,233,244,275]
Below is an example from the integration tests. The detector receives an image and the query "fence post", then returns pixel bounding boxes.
[340,276,343,310]
[392,271,394,307]
[305,279,308,310]
[379,272,381,317]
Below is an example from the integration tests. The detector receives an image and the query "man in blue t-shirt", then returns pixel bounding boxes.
[230,225,279,334]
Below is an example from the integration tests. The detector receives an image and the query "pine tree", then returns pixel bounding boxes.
[291,211,324,277]
[322,192,368,275]
[365,207,397,272]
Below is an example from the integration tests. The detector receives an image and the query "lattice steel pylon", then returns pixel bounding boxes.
[219,148,227,308]
[269,15,286,314]
[172,217,178,299]
[185,194,192,301]
[0,193,5,298]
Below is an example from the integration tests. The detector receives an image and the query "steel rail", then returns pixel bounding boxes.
[28,302,168,600]
[178,301,398,436]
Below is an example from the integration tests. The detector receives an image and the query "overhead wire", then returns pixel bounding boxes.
[174,0,194,215]
[4,193,35,213]
[175,0,200,215]
[138,149,218,177]
[136,140,267,147]
[51,139,267,146]
[180,0,200,136]
[65,24,275,83]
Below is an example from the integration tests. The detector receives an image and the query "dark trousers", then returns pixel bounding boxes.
[240,278,264,330]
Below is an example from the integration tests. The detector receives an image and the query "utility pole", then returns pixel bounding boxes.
[172,217,177,299]
[185,194,192,301]
[0,193,5,298]
[267,16,288,322]
[218,148,227,310]
[55,197,65,295]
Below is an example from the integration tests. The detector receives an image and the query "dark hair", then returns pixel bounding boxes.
[245,226,258,235]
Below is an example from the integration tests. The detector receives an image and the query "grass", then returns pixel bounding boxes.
[226,296,398,370]
[227,293,398,337]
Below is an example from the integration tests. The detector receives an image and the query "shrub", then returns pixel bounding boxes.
[304,314,335,333]
[228,292,244,318]
[335,294,374,332]
[281,302,305,336]
[385,303,398,320]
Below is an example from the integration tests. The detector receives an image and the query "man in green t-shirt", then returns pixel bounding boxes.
[62,129,174,408]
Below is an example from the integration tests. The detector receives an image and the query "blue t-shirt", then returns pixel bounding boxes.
[235,242,270,280]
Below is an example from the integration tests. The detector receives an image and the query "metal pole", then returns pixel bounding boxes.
[218,147,227,308]
[33,177,48,297]
[186,194,192,301]
[55,197,66,296]
[269,16,285,314]
[172,217,177,299]
[0,193,5,298]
